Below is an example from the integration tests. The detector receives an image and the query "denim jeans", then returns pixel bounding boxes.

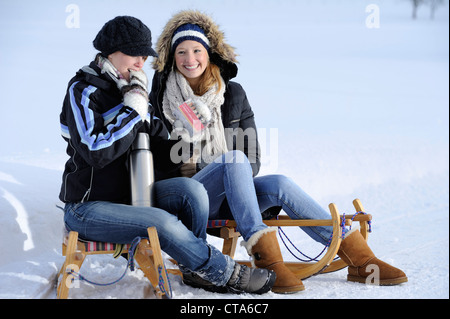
[193,151,267,241]
[193,151,339,245]
[63,177,234,286]
[253,174,340,245]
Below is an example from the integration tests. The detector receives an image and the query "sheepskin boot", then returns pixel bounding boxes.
[337,229,408,285]
[242,227,305,293]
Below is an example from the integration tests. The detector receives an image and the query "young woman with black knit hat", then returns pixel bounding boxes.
[59,15,276,295]
[149,10,407,293]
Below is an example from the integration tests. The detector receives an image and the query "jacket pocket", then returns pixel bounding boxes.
[229,119,240,128]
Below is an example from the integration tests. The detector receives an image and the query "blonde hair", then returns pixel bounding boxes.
[194,63,222,96]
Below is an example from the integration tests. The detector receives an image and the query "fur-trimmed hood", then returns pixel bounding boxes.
[152,10,238,79]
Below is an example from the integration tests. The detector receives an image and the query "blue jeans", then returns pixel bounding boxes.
[253,174,340,244]
[193,151,338,245]
[193,151,267,241]
[63,177,234,286]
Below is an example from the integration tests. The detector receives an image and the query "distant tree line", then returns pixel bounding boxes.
[409,0,446,19]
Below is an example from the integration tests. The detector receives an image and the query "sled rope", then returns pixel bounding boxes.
[278,211,372,262]
[349,211,372,232]
[158,265,173,299]
[278,227,330,262]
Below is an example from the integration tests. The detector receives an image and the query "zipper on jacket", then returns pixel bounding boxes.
[81,167,94,203]
[156,75,164,116]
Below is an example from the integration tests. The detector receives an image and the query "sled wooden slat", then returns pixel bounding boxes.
[224,217,354,228]
[212,198,372,279]
[57,227,170,299]
[135,227,171,299]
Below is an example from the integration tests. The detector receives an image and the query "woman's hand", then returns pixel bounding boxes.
[120,69,149,121]
[179,156,198,178]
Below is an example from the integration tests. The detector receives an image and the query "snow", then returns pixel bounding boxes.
[0,0,448,300]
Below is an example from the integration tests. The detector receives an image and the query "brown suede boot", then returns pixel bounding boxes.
[338,229,408,285]
[242,228,305,293]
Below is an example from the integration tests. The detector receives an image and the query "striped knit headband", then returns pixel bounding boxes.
[171,24,210,52]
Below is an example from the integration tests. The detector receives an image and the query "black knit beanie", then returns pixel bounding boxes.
[93,16,158,57]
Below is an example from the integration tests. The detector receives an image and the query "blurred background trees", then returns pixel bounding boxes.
[409,0,446,19]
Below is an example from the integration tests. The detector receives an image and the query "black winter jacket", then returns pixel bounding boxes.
[59,61,185,204]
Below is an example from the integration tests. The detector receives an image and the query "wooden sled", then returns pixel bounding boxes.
[57,227,171,299]
[209,199,372,280]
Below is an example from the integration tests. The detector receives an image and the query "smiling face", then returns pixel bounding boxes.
[108,51,147,81]
[174,40,209,88]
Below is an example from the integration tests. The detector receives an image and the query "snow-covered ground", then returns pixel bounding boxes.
[0,0,448,300]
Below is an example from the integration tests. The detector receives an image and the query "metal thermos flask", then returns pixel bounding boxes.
[129,132,154,207]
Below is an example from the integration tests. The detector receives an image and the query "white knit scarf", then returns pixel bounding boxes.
[96,55,125,82]
[162,70,228,164]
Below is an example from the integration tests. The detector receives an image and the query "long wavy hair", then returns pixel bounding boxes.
[193,62,222,96]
